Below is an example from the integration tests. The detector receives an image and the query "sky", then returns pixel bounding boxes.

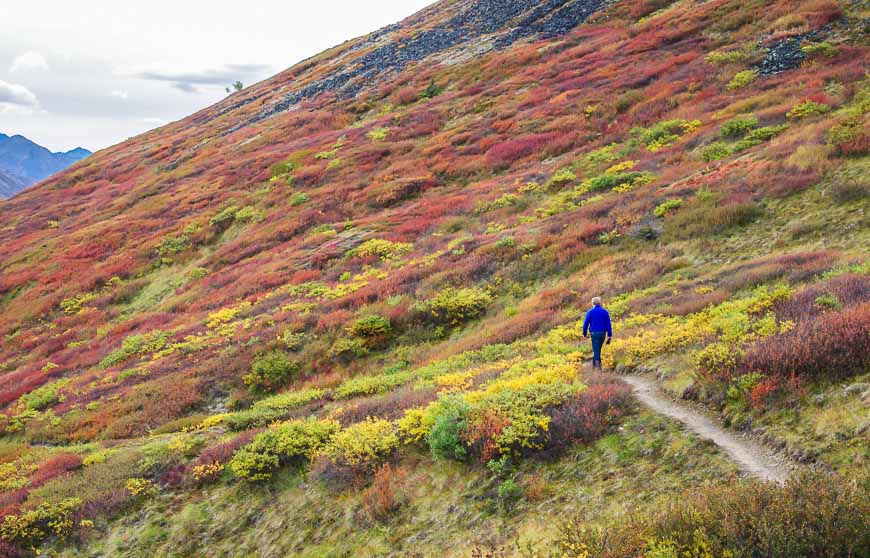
[0,1,433,153]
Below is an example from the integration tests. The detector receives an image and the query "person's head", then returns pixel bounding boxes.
[591,297,602,307]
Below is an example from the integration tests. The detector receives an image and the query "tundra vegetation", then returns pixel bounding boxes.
[0,0,867,556]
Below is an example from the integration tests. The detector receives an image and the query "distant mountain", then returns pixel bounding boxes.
[0,168,25,199]
[0,133,91,197]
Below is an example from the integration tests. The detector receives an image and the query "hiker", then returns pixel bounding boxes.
[582,297,612,369]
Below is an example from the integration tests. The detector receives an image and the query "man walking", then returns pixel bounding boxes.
[582,297,612,369]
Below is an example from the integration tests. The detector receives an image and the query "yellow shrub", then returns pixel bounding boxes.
[322,418,399,466]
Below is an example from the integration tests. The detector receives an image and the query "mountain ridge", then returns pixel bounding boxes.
[0,133,91,198]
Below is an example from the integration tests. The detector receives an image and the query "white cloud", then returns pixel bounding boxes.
[10,51,49,73]
[110,89,129,100]
[0,80,40,112]
[135,64,272,94]
[142,117,167,125]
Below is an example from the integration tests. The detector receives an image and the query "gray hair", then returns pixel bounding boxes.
[591,297,602,306]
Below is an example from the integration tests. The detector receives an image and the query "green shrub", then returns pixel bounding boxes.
[428,395,470,461]
[234,206,264,223]
[331,337,370,359]
[209,206,239,228]
[801,41,839,57]
[368,127,390,141]
[289,192,309,206]
[787,100,831,119]
[419,80,444,100]
[156,235,191,257]
[701,142,733,162]
[100,330,171,369]
[271,161,295,177]
[720,114,758,138]
[415,287,493,325]
[654,199,683,217]
[229,418,339,481]
[477,194,519,213]
[814,293,842,310]
[347,315,392,349]
[727,70,758,90]
[585,171,647,192]
[21,381,65,411]
[281,330,306,351]
[705,48,753,65]
[633,119,700,151]
[189,267,209,280]
[243,350,300,393]
[348,238,413,260]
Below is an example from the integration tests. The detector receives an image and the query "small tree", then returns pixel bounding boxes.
[233,81,244,92]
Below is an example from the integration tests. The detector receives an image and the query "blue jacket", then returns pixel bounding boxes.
[582,306,612,337]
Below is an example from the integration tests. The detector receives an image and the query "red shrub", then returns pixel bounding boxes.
[775,273,870,323]
[194,430,259,469]
[360,463,407,521]
[484,132,560,170]
[739,301,870,382]
[30,453,83,487]
[541,378,633,459]
[334,387,437,427]
[463,409,511,463]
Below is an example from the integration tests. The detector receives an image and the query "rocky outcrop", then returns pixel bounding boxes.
[225,0,610,134]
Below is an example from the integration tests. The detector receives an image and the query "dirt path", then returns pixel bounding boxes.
[621,375,791,484]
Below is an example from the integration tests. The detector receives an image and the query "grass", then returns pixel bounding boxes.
[60,412,738,557]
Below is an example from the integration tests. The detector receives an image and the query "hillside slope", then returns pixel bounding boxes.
[0,0,868,556]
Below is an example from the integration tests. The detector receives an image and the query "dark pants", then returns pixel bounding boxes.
[590,332,607,368]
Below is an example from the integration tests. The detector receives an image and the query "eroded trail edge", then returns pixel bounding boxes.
[621,375,791,484]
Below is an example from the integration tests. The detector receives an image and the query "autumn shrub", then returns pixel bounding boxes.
[727,69,757,90]
[700,141,733,162]
[787,100,831,119]
[347,315,392,349]
[0,497,82,551]
[189,430,258,484]
[229,418,339,481]
[738,301,870,382]
[361,463,407,522]
[556,472,869,558]
[334,386,437,426]
[462,408,511,463]
[484,132,560,170]
[632,119,699,151]
[99,330,170,369]
[321,418,399,479]
[348,238,413,261]
[774,273,870,323]
[29,453,83,488]
[720,114,758,138]
[413,286,492,325]
[243,349,300,393]
[540,378,633,459]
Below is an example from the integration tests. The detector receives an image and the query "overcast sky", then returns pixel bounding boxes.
[0,1,433,153]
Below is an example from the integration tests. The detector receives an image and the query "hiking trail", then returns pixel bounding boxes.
[621,375,791,484]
